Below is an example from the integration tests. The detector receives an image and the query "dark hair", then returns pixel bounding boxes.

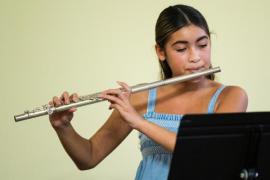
[155,5,214,80]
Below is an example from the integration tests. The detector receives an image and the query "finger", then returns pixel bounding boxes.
[97,91,106,99]
[109,103,122,111]
[99,88,127,103]
[103,94,126,107]
[67,93,79,112]
[70,93,79,102]
[61,91,70,105]
[102,89,124,99]
[117,81,131,93]
[109,103,113,110]
[116,81,131,103]
[49,101,53,106]
[68,107,77,113]
[106,88,122,95]
[53,96,62,107]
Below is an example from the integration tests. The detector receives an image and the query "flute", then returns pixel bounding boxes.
[14,67,221,122]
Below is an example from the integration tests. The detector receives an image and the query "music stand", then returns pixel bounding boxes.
[168,112,270,180]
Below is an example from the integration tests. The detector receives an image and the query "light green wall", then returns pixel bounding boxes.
[1,0,269,179]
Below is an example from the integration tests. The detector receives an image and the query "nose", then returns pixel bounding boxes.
[188,47,200,63]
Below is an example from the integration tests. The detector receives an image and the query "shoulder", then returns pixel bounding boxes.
[221,86,248,102]
[215,85,248,112]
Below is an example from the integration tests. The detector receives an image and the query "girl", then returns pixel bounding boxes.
[49,4,248,180]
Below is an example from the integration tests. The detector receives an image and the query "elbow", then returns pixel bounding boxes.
[77,164,92,171]
[76,162,97,171]
[76,140,99,170]
[74,157,98,171]
[77,166,92,171]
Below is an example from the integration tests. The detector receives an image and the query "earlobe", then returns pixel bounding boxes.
[155,44,166,61]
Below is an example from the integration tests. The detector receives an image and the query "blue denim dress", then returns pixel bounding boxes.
[135,86,226,180]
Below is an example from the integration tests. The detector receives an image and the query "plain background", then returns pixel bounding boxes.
[1,0,270,179]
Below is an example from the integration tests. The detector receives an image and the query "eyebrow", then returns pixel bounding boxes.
[171,35,209,46]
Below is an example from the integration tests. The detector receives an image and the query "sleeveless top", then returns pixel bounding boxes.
[135,85,226,180]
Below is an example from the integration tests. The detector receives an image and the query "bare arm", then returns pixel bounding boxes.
[99,83,249,154]
[50,92,132,170]
[136,120,177,152]
[215,86,248,112]
[137,86,249,152]
[99,83,178,152]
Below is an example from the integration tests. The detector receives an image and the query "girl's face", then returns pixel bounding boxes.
[157,24,211,77]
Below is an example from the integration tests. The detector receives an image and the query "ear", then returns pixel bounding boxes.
[155,44,166,61]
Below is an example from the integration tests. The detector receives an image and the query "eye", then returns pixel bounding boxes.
[176,48,186,52]
[198,44,207,48]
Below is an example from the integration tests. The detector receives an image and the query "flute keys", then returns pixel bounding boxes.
[42,104,54,115]
[47,107,54,115]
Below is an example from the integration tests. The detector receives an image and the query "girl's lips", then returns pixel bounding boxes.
[186,67,204,73]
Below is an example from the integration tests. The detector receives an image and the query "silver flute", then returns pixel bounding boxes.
[14,67,221,122]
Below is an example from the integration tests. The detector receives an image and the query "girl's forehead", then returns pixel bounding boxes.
[167,25,209,44]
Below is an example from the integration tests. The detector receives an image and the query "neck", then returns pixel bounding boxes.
[161,77,211,93]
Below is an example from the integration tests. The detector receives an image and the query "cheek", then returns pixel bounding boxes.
[168,50,186,62]
[166,52,186,67]
[201,48,211,64]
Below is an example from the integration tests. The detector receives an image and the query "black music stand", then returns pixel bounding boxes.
[168,112,270,180]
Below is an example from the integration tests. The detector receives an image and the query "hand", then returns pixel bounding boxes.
[98,81,143,129]
[49,91,79,130]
